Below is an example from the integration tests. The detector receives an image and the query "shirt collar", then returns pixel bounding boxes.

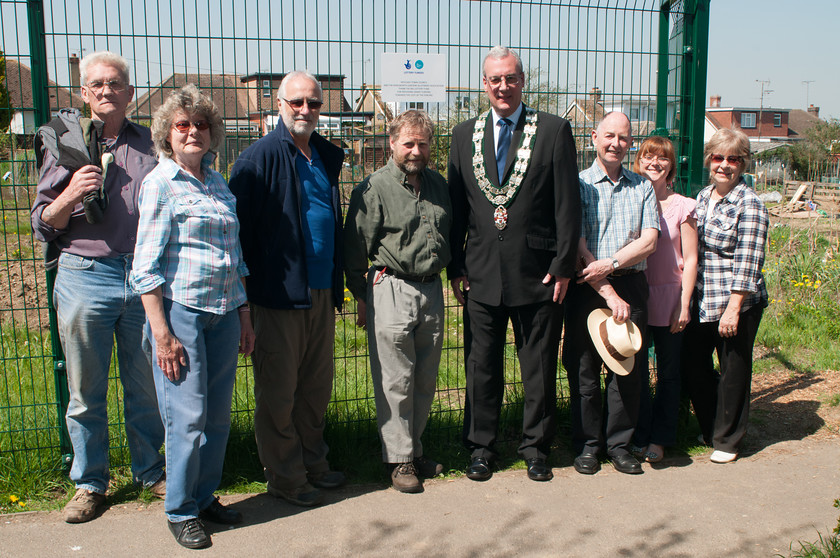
[158,152,216,180]
[491,103,524,128]
[587,160,633,187]
[384,157,424,190]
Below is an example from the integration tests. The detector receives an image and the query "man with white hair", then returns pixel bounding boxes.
[31,51,165,523]
[229,70,346,507]
[563,111,659,476]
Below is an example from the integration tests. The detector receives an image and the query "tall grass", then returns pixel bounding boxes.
[757,224,840,372]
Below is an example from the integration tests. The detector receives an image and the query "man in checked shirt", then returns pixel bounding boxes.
[563,111,659,476]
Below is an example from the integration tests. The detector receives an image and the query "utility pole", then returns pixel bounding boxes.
[756,79,773,143]
[802,80,815,108]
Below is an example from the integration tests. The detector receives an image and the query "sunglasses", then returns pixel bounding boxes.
[284,98,324,110]
[710,154,743,165]
[172,120,210,133]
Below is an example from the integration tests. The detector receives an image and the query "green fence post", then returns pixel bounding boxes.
[26,0,73,471]
[655,1,671,138]
[685,0,710,196]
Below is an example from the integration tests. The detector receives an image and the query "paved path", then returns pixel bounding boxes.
[2,438,838,557]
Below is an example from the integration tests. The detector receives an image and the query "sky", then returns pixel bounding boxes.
[2,0,838,122]
[707,0,840,120]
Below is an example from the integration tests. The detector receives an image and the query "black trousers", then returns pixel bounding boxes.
[461,296,563,460]
[681,304,764,453]
[562,273,648,457]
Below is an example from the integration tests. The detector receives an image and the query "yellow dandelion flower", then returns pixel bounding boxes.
[18,501,25,508]
[9,495,18,503]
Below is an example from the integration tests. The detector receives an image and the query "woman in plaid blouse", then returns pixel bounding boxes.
[132,85,255,549]
[682,128,768,464]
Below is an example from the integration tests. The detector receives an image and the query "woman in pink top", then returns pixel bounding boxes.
[631,136,698,463]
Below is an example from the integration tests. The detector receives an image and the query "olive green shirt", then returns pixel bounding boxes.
[343,158,452,302]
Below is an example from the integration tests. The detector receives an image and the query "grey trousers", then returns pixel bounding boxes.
[367,273,443,463]
[252,289,335,490]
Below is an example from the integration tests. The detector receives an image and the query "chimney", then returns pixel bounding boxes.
[589,87,602,103]
[807,104,820,118]
[710,95,721,108]
[69,53,81,92]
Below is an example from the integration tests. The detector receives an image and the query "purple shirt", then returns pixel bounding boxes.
[31,119,157,258]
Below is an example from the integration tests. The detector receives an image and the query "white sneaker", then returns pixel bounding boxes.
[710,450,737,463]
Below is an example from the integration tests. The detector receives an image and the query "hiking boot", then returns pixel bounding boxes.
[308,470,346,489]
[413,455,444,478]
[146,473,166,498]
[391,462,422,493]
[267,482,324,507]
[64,488,106,523]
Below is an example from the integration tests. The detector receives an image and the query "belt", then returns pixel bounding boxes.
[375,266,438,284]
[611,269,642,277]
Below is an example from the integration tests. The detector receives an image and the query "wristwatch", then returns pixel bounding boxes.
[611,257,620,271]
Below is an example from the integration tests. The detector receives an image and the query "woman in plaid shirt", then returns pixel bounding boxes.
[132,85,255,549]
[682,128,768,465]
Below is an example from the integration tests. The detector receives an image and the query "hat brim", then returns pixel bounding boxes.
[586,308,643,376]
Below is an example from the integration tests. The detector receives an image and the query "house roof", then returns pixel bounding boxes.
[130,73,252,120]
[353,85,394,121]
[706,107,790,113]
[562,98,605,127]
[705,111,731,131]
[4,58,84,111]
[241,72,346,82]
[787,109,821,137]
[240,72,351,114]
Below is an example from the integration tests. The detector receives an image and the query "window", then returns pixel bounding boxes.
[262,80,272,98]
[629,107,640,120]
[774,113,782,127]
[740,112,756,129]
[408,101,425,110]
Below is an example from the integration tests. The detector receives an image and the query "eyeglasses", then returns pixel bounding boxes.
[641,154,670,164]
[485,74,521,86]
[710,154,744,165]
[283,98,324,110]
[85,79,126,93]
[172,120,211,133]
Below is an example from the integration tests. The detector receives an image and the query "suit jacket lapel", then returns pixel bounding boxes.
[481,113,499,187]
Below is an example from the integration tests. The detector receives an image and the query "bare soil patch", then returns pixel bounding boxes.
[0,236,50,329]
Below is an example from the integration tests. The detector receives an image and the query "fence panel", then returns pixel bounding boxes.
[0,0,708,474]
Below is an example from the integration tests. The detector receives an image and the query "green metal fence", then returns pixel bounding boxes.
[0,0,709,475]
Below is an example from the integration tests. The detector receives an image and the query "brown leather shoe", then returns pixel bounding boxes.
[64,488,106,523]
[267,482,324,507]
[391,462,422,493]
[147,473,166,498]
[413,455,444,478]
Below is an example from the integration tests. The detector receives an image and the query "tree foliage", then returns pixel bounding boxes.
[0,50,13,132]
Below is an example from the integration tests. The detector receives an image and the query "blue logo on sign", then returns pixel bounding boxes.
[404,60,411,69]
[415,60,424,69]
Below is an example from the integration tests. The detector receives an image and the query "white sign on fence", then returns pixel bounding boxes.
[380,53,447,103]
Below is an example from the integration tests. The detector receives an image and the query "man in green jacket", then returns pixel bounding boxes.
[344,110,451,493]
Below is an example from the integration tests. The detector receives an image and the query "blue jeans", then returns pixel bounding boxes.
[54,253,165,494]
[633,326,684,448]
[148,299,239,522]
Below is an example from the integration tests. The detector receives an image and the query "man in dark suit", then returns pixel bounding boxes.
[448,46,580,482]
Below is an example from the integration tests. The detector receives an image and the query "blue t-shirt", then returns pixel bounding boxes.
[295,145,335,289]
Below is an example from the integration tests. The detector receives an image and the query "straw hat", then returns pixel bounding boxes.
[586,308,643,376]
